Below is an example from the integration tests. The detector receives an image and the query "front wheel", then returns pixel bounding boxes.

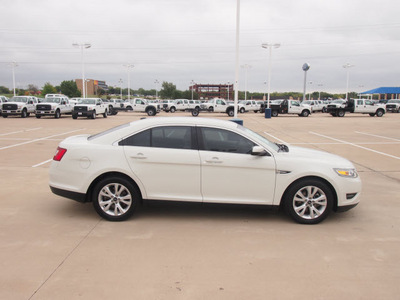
[239,107,245,113]
[170,107,176,113]
[92,176,139,221]
[284,179,333,224]
[21,109,28,118]
[103,109,108,118]
[36,115,41,119]
[337,110,345,117]
[55,110,61,119]
[191,109,199,117]
[369,113,375,117]
[376,109,384,117]
[227,109,234,117]
[271,110,279,117]
[147,108,156,116]
[91,110,96,119]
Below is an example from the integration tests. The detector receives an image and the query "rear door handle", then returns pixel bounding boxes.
[130,153,147,159]
[205,157,222,164]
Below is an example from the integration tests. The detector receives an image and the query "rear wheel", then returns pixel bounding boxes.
[92,176,139,221]
[284,179,333,224]
[170,107,176,113]
[147,108,156,116]
[227,108,234,117]
[369,113,375,117]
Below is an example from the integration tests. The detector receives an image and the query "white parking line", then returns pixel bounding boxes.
[32,159,53,168]
[0,129,85,151]
[263,132,289,144]
[0,127,42,136]
[355,131,400,142]
[310,131,400,160]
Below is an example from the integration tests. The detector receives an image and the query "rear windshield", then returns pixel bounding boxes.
[88,123,130,141]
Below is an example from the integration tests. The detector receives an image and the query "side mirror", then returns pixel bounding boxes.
[251,146,269,156]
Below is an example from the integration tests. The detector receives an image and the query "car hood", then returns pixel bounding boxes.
[275,145,354,169]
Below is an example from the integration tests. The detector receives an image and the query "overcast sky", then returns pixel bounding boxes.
[1,0,399,94]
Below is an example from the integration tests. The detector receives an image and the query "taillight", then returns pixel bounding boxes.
[53,147,67,161]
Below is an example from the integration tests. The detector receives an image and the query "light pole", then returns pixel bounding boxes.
[227,82,230,101]
[308,81,313,100]
[123,64,134,101]
[241,64,252,101]
[343,63,355,100]
[233,0,241,118]
[118,78,123,99]
[154,79,159,99]
[263,81,267,100]
[10,61,18,96]
[72,43,91,98]
[85,79,90,97]
[302,63,310,102]
[261,43,280,109]
[190,80,195,100]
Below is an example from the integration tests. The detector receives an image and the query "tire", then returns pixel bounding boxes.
[36,115,41,119]
[2,114,8,118]
[301,110,310,117]
[376,109,384,117]
[227,108,234,117]
[55,110,61,119]
[103,109,108,118]
[91,110,96,119]
[369,113,375,117]
[337,110,345,117]
[21,109,28,118]
[127,106,133,111]
[284,179,333,224]
[239,107,245,113]
[170,107,176,113]
[191,109,199,117]
[72,114,78,119]
[147,108,156,116]
[208,107,214,112]
[92,176,139,221]
[271,110,279,117]
[322,107,327,113]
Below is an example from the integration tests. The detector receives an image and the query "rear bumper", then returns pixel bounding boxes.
[50,186,87,203]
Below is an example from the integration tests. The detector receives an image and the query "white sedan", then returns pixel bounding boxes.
[49,117,361,224]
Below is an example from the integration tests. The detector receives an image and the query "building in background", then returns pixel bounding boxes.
[190,83,234,100]
[75,79,108,96]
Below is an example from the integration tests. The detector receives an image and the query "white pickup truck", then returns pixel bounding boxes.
[2,96,39,118]
[239,100,261,113]
[72,98,108,119]
[386,99,400,113]
[164,99,202,113]
[125,98,161,116]
[35,95,73,118]
[327,99,386,117]
[200,98,245,116]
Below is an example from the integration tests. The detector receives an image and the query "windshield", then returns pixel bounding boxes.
[237,125,280,152]
[44,97,61,104]
[78,99,96,105]
[332,99,345,104]
[10,97,28,103]
[387,99,400,104]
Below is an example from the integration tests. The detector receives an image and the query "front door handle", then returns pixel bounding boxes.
[130,153,147,159]
[205,157,222,164]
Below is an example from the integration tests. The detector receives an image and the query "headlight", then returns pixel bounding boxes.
[334,168,358,178]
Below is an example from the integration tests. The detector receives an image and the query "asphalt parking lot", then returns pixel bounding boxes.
[1,111,399,299]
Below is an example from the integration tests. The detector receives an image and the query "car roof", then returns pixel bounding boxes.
[89,117,239,144]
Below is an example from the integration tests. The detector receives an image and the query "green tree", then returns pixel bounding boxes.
[60,80,81,98]
[42,82,57,95]
[0,86,10,94]
[160,81,177,99]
